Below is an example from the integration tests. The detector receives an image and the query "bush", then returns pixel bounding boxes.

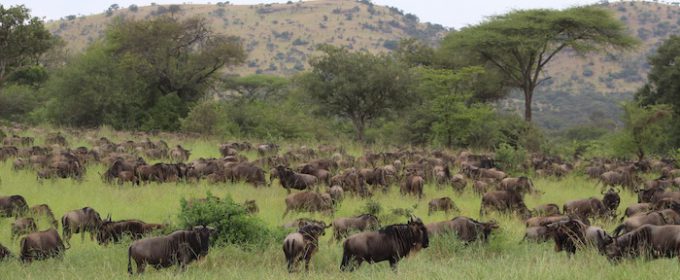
[359,200,382,216]
[495,143,528,173]
[0,85,42,122]
[179,193,284,249]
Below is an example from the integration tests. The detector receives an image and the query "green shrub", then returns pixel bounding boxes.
[495,143,528,173]
[0,85,42,122]
[179,193,285,249]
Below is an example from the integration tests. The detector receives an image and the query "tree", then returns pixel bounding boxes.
[301,46,412,141]
[611,103,672,160]
[222,74,289,102]
[43,16,245,130]
[0,5,53,87]
[439,7,637,122]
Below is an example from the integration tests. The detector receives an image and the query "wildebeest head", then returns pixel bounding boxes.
[602,188,621,217]
[408,217,429,249]
[358,214,381,230]
[192,225,216,258]
[299,224,326,240]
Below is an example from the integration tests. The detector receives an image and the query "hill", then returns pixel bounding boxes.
[47,0,447,75]
[46,1,680,130]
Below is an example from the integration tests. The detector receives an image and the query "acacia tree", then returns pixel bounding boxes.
[0,5,53,87]
[440,7,637,122]
[301,46,412,141]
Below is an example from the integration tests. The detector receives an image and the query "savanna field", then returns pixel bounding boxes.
[0,128,676,280]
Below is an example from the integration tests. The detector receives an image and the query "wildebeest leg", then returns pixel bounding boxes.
[389,258,398,272]
[136,261,146,274]
[340,251,352,271]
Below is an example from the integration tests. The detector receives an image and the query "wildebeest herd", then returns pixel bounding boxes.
[5,129,680,275]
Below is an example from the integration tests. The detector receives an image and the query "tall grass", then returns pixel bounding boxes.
[0,134,678,279]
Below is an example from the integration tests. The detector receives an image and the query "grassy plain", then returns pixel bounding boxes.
[0,132,678,279]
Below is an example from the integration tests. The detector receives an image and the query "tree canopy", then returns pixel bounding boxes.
[301,45,413,141]
[0,5,53,87]
[43,16,245,130]
[440,6,638,122]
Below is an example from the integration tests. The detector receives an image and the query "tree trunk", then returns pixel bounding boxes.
[523,87,533,122]
[353,118,365,142]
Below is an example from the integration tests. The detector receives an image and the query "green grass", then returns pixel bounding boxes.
[0,134,679,279]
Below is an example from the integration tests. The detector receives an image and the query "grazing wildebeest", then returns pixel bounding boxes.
[563,197,608,221]
[499,176,535,195]
[450,174,467,193]
[12,217,38,241]
[480,189,531,218]
[283,224,326,272]
[621,203,652,221]
[20,228,67,262]
[97,219,164,245]
[637,186,680,204]
[61,207,103,245]
[428,197,460,216]
[328,185,344,205]
[545,218,612,255]
[340,217,429,272]
[0,242,12,261]
[532,203,561,217]
[29,204,58,228]
[283,192,333,217]
[605,225,680,261]
[524,215,571,228]
[426,216,498,243]
[331,214,380,241]
[523,226,551,243]
[613,209,680,236]
[400,173,424,199]
[275,165,318,193]
[127,226,215,274]
[170,145,191,162]
[0,195,29,217]
[473,180,490,196]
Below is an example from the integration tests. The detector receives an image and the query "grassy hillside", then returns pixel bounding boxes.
[47,0,447,76]
[46,1,680,130]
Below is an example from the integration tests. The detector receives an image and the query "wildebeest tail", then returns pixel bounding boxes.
[61,216,70,245]
[127,246,133,275]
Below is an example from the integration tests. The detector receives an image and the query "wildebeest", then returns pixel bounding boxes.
[20,228,67,262]
[480,189,531,218]
[499,176,535,195]
[637,186,680,204]
[563,197,608,221]
[276,165,318,193]
[282,218,328,230]
[605,225,680,261]
[340,217,429,271]
[0,195,29,217]
[450,174,467,193]
[61,207,104,245]
[331,214,380,241]
[29,204,58,228]
[283,192,333,217]
[545,218,588,255]
[127,226,215,274]
[12,217,38,241]
[601,188,621,218]
[426,216,498,243]
[621,203,652,221]
[473,180,490,196]
[400,173,424,198]
[428,197,460,216]
[97,219,164,245]
[613,209,680,236]
[532,203,561,217]
[283,224,326,272]
[328,185,344,205]
[170,145,191,162]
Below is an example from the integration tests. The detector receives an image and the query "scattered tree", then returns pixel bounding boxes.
[440,7,638,122]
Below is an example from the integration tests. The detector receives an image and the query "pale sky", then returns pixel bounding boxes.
[5,0,601,28]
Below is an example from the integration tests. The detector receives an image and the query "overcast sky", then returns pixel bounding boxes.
[6,0,600,28]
